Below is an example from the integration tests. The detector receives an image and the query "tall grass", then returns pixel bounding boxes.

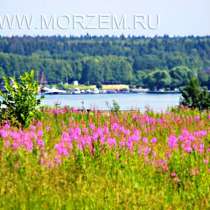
[0,107,209,209]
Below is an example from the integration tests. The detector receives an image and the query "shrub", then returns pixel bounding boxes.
[0,70,43,127]
[180,77,210,110]
[111,100,120,113]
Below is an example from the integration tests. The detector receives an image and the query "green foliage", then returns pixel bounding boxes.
[169,66,195,89]
[111,100,120,113]
[0,70,43,127]
[0,36,210,89]
[180,77,210,110]
[145,69,172,90]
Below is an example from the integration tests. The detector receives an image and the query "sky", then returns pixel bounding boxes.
[0,0,210,37]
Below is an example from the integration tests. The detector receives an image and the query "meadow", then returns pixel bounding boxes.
[0,107,209,209]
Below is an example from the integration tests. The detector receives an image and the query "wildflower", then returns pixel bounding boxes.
[144,146,151,156]
[168,135,178,149]
[126,140,133,151]
[54,157,62,165]
[119,141,126,148]
[204,159,208,165]
[194,115,200,121]
[170,172,177,177]
[142,137,148,144]
[111,123,119,131]
[151,137,157,144]
[107,137,117,148]
[0,130,8,138]
[184,145,192,153]
[55,144,69,156]
[198,143,204,154]
[37,138,45,148]
[37,130,43,138]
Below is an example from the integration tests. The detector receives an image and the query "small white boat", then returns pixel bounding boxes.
[44,87,67,95]
[72,88,81,94]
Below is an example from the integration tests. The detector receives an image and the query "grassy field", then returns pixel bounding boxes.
[0,107,209,209]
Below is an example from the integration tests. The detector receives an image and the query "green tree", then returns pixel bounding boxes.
[180,77,210,110]
[145,70,171,90]
[169,66,195,89]
[0,70,43,127]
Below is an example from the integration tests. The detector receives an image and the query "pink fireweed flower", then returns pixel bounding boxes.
[126,140,133,151]
[25,141,33,152]
[192,144,198,151]
[204,159,208,165]
[71,107,78,112]
[171,172,177,177]
[111,123,119,131]
[168,135,178,149]
[187,134,195,142]
[151,137,157,144]
[152,151,157,158]
[194,115,200,122]
[156,159,168,172]
[89,123,95,130]
[29,125,36,131]
[0,129,8,138]
[142,137,148,144]
[82,127,89,134]
[198,143,204,154]
[54,156,62,165]
[96,127,104,137]
[37,138,45,148]
[4,140,10,148]
[107,137,117,148]
[119,141,126,148]
[54,143,69,156]
[194,130,207,137]
[120,127,130,136]
[138,147,142,156]
[37,130,43,138]
[37,121,42,127]
[183,144,192,153]
[128,132,140,143]
[165,151,172,159]
[131,129,140,142]
[93,133,99,141]
[77,143,83,151]
[144,146,151,156]
[99,136,105,145]
[4,123,10,129]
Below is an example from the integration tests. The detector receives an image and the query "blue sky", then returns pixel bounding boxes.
[0,0,209,36]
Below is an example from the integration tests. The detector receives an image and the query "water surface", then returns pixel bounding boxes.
[42,93,181,112]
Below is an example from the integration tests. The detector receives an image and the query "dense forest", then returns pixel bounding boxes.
[0,35,210,90]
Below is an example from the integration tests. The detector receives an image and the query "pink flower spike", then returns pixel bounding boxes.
[151,137,157,144]
[168,135,178,149]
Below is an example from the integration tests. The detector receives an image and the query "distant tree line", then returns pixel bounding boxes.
[0,35,209,90]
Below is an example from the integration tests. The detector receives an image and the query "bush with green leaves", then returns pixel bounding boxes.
[0,70,43,127]
[111,100,121,113]
[180,77,210,110]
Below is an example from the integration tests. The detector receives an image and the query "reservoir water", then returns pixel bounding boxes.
[42,93,181,112]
